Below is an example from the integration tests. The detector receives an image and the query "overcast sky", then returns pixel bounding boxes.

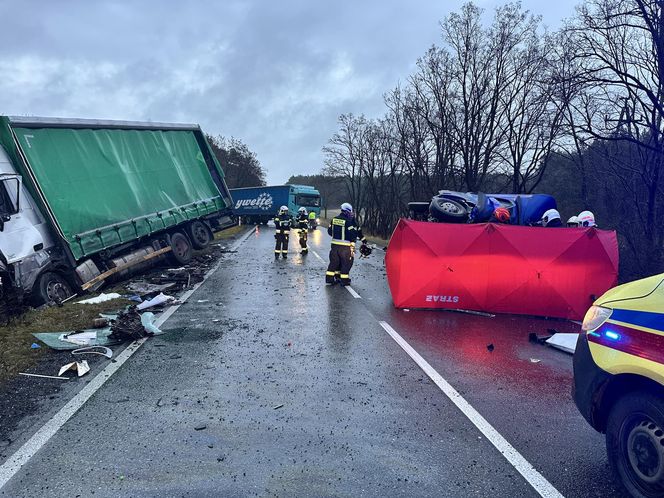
[0,0,578,184]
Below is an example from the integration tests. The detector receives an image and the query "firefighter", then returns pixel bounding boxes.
[325,203,367,286]
[274,205,292,259]
[295,207,309,254]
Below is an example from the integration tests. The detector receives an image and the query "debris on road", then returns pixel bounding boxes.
[487,343,495,352]
[140,312,163,335]
[76,293,122,305]
[126,281,176,297]
[92,317,110,328]
[529,358,541,363]
[58,360,90,377]
[110,307,159,341]
[30,343,41,349]
[528,332,553,344]
[546,333,579,354]
[137,293,175,311]
[273,404,284,410]
[72,346,113,359]
[18,372,69,380]
[194,423,207,431]
[33,329,119,350]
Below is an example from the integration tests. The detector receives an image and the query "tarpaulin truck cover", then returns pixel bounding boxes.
[0,116,231,261]
[386,219,619,320]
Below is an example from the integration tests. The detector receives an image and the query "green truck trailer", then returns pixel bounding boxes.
[0,116,234,305]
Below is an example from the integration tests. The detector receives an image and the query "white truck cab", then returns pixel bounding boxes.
[0,145,58,302]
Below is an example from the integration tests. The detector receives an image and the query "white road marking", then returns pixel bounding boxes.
[0,227,255,490]
[345,286,362,299]
[378,321,564,498]
[311,249,325,263]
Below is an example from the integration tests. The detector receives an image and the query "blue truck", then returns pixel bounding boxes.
[230,185,321,224]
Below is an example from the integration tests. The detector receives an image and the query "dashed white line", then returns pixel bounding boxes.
[0,227,255,490]
[378,321,564,498]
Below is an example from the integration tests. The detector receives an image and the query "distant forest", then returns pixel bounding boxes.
[206,135,266,189]
[319,0,664,281]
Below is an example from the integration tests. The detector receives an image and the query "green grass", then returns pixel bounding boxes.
[0,298,130,382]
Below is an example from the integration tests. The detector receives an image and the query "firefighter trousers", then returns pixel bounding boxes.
[275,233,289,258]
[298,229,308,252]
[326,243,353,285]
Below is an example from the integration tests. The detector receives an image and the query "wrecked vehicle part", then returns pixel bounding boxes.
[72,346,113,359]
[0,115,235,308]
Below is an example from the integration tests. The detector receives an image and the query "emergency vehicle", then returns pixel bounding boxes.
[573,273,664,497]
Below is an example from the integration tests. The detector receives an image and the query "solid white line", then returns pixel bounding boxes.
[311,249,325,263]
[345,286,362,299]
[378,321,564,498]
[0,227,254,490]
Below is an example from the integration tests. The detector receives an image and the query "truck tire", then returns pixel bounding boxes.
[34,272,73,305]
[189,221,212,249]
[170,232,193,265]
[606,391,664,497]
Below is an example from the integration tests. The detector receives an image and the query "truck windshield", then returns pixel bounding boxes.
[295,195,321,207]
[0,178,19,215]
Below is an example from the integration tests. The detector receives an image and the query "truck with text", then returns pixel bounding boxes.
[230,184,321,224]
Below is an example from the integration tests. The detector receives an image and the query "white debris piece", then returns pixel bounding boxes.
[58,360,90,377]
[59,331,97,346]
[137,293,175,310]
[76,293,121,304]
[546,333,579,355]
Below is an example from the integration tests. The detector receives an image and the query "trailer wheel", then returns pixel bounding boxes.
[34,272,73,305]
[170,232,193,265]
[189,221,212,249]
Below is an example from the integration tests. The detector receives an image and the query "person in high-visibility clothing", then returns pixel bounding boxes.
[325,203,367,286]
[308,209,317,230]
[274,205,292,259]
[295,207,309,254]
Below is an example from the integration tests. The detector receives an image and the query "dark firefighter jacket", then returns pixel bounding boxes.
[296,213,308,229]
[274,214,292,234]
[327,214,366,246]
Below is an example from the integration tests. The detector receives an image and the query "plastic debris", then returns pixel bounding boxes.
[30,343,41,349]
[194,423,207,431]
[19,372,69,380]
[33,329,119,350]
[126,281,176,296]
[140,312,163,335]
[137,293,175,310]
[72,346,113,359]
[76,293,122,305]
[546,333,579,354]
[273,404,284,410]
[529,358,541,363]
[58,360,90,377]
[60,330,97,346]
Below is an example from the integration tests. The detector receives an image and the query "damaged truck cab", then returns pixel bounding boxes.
[0,116,234,306]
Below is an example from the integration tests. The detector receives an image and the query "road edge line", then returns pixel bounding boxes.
[0,227,254,490]
[378,320,564,498]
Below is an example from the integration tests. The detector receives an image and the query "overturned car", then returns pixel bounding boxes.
[408,190,557,226]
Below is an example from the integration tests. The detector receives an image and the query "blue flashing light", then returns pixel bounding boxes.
[604,330,621,341]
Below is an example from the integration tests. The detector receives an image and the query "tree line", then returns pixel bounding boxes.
[206,134,267,189]
[321,0,664,280]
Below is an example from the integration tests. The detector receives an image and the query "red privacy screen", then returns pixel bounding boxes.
[385,219,619,320]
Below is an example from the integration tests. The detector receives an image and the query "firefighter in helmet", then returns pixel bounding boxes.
[296,207,309,254]
[326,203,367,286]
[274,205,292,259]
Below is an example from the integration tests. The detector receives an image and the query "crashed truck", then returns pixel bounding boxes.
[0,116,234,305]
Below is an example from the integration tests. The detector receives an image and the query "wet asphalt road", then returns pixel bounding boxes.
[1,225,626,497]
